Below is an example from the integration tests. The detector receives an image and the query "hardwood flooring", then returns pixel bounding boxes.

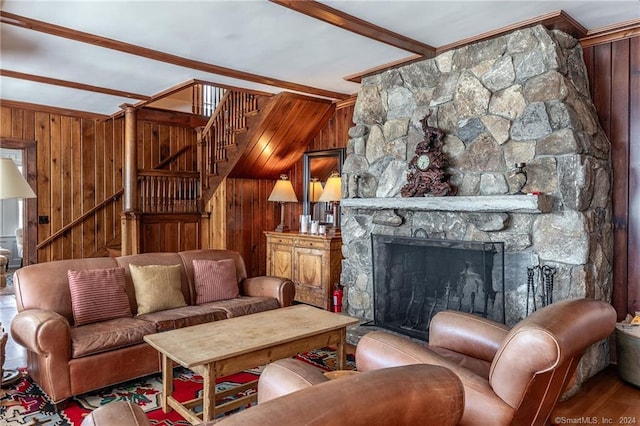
[1,293,638,422]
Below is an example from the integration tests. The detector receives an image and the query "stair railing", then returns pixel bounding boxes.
[138,170,200,213]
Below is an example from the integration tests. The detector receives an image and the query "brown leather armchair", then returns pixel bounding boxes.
[81,364,464,426]
[355,298,616,426]
[258,298,616,426]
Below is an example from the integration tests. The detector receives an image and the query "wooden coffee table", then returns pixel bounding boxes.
[143,304,359,424]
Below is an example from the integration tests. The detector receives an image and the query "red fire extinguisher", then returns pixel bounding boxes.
[332,283,343,313]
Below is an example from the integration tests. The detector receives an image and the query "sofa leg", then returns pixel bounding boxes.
[54,399,68,411]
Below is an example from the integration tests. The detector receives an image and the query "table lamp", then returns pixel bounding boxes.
[309,177,323,220]
[318,171,341,232]
[0,158,37,199]
[268,174,298,232]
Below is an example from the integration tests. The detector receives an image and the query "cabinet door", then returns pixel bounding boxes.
[293,247,329,309]
[269,243,293,280]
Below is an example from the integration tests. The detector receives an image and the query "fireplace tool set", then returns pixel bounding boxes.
[526,265,557,316]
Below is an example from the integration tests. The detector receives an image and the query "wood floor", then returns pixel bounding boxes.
[1,293,638,422]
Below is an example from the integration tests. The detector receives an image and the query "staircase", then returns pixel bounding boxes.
[198,91,272,203]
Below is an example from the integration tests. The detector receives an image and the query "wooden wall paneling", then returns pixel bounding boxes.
[103,118,115,247]
[0,107,11,136]
[60,115,73,260]
[161,123,171,167]
[71,116,83,259]
[233,96,297,177]
[259,102,333,178]
[81,119,96,258]
[94,120,106,257]
[35,112,51,263]
[592,43,613,136]
[610,38,631,318]
[628,36,640,315]
[49,114,64,261]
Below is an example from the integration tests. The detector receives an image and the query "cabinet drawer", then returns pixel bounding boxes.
[268,236,294,246]
[295,238,330,249]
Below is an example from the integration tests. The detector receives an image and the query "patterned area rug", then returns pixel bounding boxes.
[0,348,355,425]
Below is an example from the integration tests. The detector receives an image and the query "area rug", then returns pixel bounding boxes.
[0,347,355,425]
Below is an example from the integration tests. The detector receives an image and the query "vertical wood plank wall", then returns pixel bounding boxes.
[0,106,198,262]
[583,34,640,319]
[223,100,355,277]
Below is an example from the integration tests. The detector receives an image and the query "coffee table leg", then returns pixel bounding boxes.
[202,362,216,422]
[162,353,172,413]
[337,328,347,370]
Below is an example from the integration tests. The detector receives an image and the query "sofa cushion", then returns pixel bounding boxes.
[193,258,240,304]
[70,317,158,358]
[200,296,280,318]
[129,264,187,315]
[68,267,132,326]
[137,305,228,332]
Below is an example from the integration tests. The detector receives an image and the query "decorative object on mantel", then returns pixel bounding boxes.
[268,174,298,232]
[401,111,456,198]
[512,163,528,195]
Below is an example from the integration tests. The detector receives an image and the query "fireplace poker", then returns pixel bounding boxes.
[543,265,555,306]
[526,267,535,316]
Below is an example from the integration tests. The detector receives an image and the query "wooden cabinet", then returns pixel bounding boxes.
[265,231,342,310]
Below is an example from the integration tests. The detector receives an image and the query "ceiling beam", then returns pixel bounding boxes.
[0,69,151,101]
[0,99,110,120]
[270,0,436,57]
[343,9,588,84]
[0,11,350,100]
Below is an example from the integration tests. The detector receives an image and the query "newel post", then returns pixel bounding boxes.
[120,104,140,255]
[196,126,211,249]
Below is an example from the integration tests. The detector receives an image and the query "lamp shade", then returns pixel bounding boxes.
[268,174,298,203]
[0,158,36,199]
[309,178,324,203]
[318,171,341,202]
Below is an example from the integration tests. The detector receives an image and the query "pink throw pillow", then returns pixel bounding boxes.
[193,259,240,304]
[68,267,132,326]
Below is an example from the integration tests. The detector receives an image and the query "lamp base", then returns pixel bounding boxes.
[274,224,289,233]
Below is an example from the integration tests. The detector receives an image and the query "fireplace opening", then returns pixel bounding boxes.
[371,233,505,341]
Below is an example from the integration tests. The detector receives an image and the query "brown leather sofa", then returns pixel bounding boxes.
[10,249,295,405]
[80,364,465,426]
[260,298,616,426]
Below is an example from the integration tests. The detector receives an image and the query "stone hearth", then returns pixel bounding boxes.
[340,25,612,387]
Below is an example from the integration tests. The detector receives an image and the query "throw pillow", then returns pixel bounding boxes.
[68,267,132,326]
[193,258,239,304]
[129,264,187,315]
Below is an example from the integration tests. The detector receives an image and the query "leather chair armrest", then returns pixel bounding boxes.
[10,309,71,358]
[217,364,464,426]
[429,310,510,362]
[257,358,329,403]
[81,401,149,426]
[241,276,295,307]
[355,330,515,425]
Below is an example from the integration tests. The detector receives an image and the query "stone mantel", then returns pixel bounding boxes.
[341,194,553,213]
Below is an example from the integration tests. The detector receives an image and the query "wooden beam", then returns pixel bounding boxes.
[0,99,110,120]
[270,0,436,57]
[344,10,588,84]
[580,18,640,48]
[0,69,151,101]
[436,10,587,53]
[0,11,349,100]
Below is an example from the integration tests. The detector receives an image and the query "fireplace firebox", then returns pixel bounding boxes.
[371,233,505,341]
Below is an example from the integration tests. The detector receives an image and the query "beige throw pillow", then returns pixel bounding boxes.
[129,264,187,315]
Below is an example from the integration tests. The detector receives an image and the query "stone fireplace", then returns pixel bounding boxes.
[340,25,613,385]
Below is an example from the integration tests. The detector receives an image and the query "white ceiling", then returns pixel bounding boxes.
[1,0,638,116]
